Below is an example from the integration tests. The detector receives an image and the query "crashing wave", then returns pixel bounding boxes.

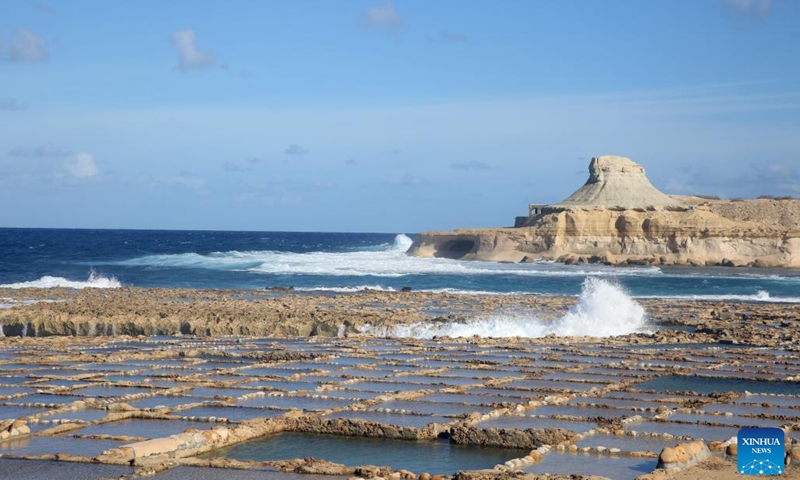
[365,277,651,339]
[0,271,121,289]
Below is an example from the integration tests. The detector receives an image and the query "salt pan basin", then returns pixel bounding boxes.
[202,432,528,474]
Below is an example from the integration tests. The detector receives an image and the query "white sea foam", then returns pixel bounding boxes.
[0,271,121,289]
[0,297,60,309]
[366,277,651,339]
[295,286,800,303]
[106,234,662,278]
[297,285,398,293]
[639,290,800,303]
[300,286,521,295]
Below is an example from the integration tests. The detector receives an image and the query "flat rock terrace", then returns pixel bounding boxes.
[1,332,799,480]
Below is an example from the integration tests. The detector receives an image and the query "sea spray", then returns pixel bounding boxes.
[548,276,647,337]
[369,277,651,339]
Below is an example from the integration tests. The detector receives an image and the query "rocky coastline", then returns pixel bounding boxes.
[0,286,798,346]
[407,156,800,267]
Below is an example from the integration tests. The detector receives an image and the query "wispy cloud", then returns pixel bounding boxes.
[8,143,68,157]
[171,29,215,71]
[0,99,26,111]
[63,152,99,178]
[548,81,800,115]
[34,3,55,14]
[429,31,469,43]
[145,173,206,193]
[1,28,49,63]
[223,157,261,172]
[400,173,427,186]
[234,179,305,207]
[223,160,244,172]
[363,2,405,31]
[310,181,337,190]
[451,160,496,171]
[723,0,772,18]
[284,144,309,155]
[747,162,799,194]
[667,161,799,198]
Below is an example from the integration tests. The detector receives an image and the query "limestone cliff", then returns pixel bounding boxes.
[407,156,800,267]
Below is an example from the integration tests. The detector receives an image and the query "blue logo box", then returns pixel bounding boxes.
[738,427,784,475]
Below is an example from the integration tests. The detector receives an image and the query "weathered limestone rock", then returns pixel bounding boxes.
[284,417,430,441]
[553,156,679,208]
[657,440,712,471]
[449,426,574,450]
[789,444,800,461]
[1,419,31,439]
[726,442,738,456]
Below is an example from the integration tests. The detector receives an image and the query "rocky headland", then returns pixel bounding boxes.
[408,156,800,267]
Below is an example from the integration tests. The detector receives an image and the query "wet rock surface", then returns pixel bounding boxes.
[1,287,799,346]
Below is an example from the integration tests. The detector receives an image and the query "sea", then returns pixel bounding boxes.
[1,228,798,302]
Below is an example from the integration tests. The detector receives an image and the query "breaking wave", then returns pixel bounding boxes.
[366,277,651,339]
[0,271,121,289]
[102,234,662,278]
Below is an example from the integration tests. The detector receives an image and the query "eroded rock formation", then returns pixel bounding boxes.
[408,156,800,267]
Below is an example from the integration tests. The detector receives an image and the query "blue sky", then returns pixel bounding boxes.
[1,0,799,232]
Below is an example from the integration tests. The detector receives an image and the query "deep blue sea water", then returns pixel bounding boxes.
[1,228,799,302]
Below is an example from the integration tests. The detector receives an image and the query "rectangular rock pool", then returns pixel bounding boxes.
[524,452,656,480]
[200,432,529,475]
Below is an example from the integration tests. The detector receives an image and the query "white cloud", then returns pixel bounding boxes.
[363,2,404,31]
[724,0,772,17]
[2,28,49,63]
[63,152,99,178]
[171,29,215,71]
